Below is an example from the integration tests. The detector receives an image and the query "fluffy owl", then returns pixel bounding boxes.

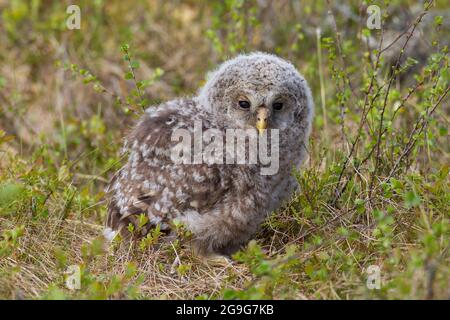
[105,52,313,256]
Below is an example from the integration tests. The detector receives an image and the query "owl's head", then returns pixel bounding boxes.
[198,52,313,136]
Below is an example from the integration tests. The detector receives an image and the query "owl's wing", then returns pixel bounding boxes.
[105,99,231,236]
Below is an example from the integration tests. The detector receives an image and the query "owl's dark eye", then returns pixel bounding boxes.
[273,102,283,110]
[238,100,251,109]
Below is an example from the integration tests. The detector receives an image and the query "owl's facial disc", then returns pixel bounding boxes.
[199,53,313,136]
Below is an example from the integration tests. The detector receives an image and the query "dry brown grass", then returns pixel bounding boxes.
[0,213,254,299]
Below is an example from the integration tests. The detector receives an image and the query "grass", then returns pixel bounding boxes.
[0,0,449,299]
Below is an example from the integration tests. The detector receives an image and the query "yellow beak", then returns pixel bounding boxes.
[256,108,268,135]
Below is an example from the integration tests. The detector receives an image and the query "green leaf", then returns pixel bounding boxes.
[154,67,164,77]
[0,183,26,210]
[138,214,148,228]
[434,15,443,26]
[124,72,133,80]
[254,260,271,275]
[120,44,130,52]
[0,76,7,88]
[130,61,140,69]
[438,126,448,136]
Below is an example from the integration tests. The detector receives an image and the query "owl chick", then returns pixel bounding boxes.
[105,52,314,256]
